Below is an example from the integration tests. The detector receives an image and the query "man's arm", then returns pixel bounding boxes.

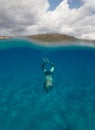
[42,57,54,72]
[41,61,46,72]
[50,62,54,72]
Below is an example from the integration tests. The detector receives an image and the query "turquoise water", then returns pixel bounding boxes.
[0,39,95,130]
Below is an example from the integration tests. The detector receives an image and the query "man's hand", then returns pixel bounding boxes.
[42,57,54,66]
[42,57,50,63]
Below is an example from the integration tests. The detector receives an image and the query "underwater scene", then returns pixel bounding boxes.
[0,39,95,130]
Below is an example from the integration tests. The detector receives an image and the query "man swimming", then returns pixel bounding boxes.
[42,57,54,93]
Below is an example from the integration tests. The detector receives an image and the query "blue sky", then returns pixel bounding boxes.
[48,0,63,10]
[48,0,83,10]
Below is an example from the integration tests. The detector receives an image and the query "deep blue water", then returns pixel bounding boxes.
[0,39,95,130]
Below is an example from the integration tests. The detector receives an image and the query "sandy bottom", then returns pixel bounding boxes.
[0,62,95,130]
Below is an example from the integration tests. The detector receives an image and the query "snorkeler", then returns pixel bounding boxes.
[42,57,54,93]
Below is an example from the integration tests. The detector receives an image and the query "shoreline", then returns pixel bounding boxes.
[0,38,95,51]
[0,36,11,40]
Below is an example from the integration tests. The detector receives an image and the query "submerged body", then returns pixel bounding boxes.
[42,58,54,93]
[44,72,53,92]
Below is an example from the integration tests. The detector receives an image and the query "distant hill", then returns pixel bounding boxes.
[0,34,95,45]
[26,33,78,42]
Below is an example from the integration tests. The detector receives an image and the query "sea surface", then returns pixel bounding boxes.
[0,39,95,130]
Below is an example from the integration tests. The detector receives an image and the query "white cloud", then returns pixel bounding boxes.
[37,0,95,40]
[0,0,49,35]
[0,0,95,40]
[81,0,95,11]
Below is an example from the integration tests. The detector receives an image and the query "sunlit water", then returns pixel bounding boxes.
[0,39,95,130]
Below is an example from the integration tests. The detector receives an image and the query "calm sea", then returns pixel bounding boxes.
[0,39,95,130]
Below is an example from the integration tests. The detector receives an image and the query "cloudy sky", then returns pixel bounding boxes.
[0,0,95,40]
